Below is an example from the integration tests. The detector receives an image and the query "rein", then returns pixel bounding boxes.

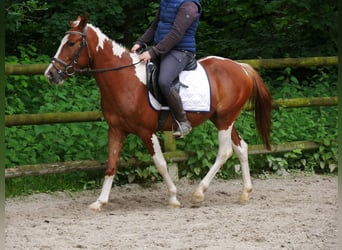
[51,26,142,76]
[75,60,142,74]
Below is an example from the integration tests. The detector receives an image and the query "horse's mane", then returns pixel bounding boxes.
[82,23,144,82]
[87,23,132,58]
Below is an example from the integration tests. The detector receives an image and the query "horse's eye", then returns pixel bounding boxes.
[68,41,75,47]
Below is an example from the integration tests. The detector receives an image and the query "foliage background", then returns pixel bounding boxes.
[4,0,338,196]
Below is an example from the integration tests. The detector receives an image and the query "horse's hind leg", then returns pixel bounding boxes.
[192,125,234,203]
[231,126,253,202]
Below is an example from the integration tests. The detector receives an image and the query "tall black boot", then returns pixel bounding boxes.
[166,87,192,138]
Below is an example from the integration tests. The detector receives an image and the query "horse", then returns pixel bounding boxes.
[45,14,272,211]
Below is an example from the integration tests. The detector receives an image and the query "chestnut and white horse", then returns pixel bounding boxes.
[45,14,271,211]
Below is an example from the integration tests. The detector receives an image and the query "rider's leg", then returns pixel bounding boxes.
[159,50,192,138]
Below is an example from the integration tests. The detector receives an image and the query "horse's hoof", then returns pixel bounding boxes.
[239,191,250,202]
[192,190,205,203]
[169,198,181,208]
[239,188,252,202]
[89,201,104,212]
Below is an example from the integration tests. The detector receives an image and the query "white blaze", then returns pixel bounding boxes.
[44,34,69,76]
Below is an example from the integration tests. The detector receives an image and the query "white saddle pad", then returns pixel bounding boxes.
[148,62,211,112]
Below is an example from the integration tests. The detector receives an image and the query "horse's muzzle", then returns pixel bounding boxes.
[44,65,65,85]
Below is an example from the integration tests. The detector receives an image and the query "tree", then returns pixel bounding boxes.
[5,0,338,59]
[196,0,337,58]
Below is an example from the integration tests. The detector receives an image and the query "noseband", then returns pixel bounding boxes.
[50,26,142,77]
[51,26,92,77]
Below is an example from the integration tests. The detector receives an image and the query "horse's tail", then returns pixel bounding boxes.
[242,63,272,150]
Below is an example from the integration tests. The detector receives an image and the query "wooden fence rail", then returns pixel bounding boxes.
[5,56,338,179]
[5,97,338,127]
[5,56,338,75]
[5,141,320,179]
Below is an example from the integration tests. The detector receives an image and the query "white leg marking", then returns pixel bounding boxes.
[151,134,180,207]
[89,175,114,211]
[233,138,253,201]
[192,126,234,202]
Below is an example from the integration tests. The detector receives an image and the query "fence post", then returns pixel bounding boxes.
[163,131,179,182]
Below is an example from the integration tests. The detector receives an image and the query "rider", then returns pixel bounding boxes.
[131,0,201,138]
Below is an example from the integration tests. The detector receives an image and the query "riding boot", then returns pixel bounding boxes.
[166,87,192,138]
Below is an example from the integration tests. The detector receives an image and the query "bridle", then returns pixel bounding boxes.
[51,26,92,77]
[51,25,142,77]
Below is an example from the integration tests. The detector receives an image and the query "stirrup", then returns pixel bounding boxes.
[173,120,192,139]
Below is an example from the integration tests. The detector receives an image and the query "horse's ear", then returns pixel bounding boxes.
[78,13,88,29]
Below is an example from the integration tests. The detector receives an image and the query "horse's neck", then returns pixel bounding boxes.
[88,24,131,68]
[87,24,146,108]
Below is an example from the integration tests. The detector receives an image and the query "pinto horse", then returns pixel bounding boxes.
[45,14,271,211]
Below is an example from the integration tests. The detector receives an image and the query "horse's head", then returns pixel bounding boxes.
[45,13,92,84]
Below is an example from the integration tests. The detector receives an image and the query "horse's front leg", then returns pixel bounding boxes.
[148,134,181,207]
[89,127,126,211]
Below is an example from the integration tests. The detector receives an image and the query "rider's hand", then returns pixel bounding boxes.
[139,51,152,62]
[131,44,141,53]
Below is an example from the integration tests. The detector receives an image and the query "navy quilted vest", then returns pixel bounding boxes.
[154,0,201,53]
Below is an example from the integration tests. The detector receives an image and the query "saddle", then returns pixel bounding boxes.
[146,55,197,105]
[146,55,197,130]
